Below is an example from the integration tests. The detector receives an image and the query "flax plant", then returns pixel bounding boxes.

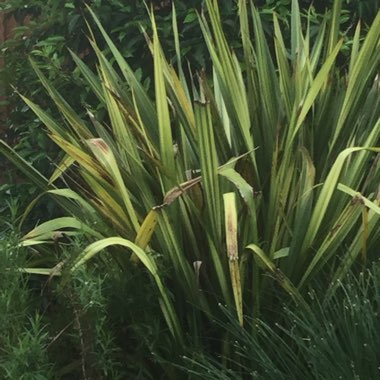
[1,0,379,348]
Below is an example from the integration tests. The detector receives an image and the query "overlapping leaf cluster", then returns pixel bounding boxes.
[1,0,379,347]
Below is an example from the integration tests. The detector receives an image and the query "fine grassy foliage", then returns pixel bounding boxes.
[0,0,379,361]
[179,260,380,379]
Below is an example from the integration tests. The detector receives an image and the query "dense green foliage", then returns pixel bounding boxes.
[1,227,379,379]
[1,0,377,167]
[0,231,53,379]
[0,0,238,218]
[0,0,379,378]
[0,228,130,379]
[176,261,380,379]
[1,0,377,218]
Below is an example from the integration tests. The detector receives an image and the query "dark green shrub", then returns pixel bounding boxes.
[0,234,53,379]
[0,316,53,380]
[0,228,130,379]
[53,264,127,379]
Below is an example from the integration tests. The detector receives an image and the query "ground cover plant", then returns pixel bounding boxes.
[0,0,379,377]
[0,225,53,380]
[176,260,380,379]
[0,227,130,379]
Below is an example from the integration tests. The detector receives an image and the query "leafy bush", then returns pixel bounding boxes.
[0,0,379,375]
[1,0,376,206]
[0,316,53,380]
[0,233,53,379]
[53,260,127,379]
